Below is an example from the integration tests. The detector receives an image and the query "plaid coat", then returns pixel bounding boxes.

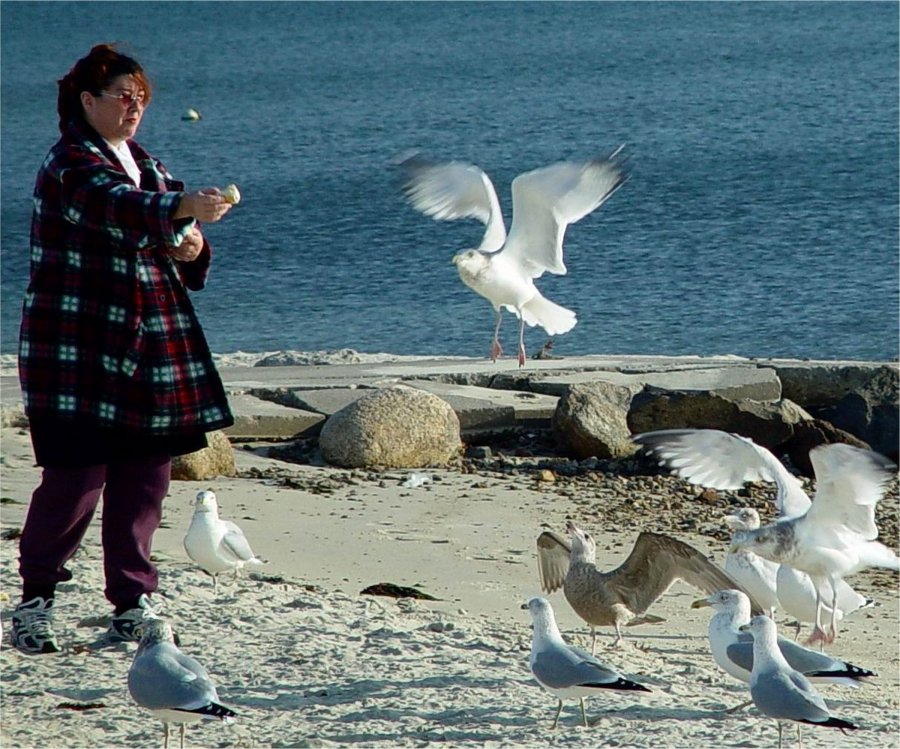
[18,120,233,436]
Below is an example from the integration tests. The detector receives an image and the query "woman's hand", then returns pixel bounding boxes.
[174,189,232,223]
[168,225,204,262]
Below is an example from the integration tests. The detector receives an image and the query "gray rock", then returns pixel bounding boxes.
[775,362,895,406]
[779,419,873,476]
[171,430,236,480]
[627,391,812,450]
[816,367,898,460]
[552,381,641,459]
[319,385,462,469]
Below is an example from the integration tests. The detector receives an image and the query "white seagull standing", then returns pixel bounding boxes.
[183,490,264,592]
[128,619,237,749]
[692,589,875,713]
[723,508,780,617]
[523,597,650,729]
[399,147,629,366]
[633,429,880,644]
[739,615,858,748]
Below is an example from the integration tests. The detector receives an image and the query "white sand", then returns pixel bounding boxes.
[1,424,897,749]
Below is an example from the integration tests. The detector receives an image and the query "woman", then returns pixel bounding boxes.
[11,44,235,654]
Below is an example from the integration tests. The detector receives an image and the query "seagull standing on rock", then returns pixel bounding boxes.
[183,490,264,592]
[398,147,629,366]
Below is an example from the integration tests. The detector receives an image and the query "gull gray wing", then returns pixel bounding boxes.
[607,532,764,615]
[806,444,896,539]
[397,153,507,252]
[503,148,628,278]
[532,645,647,692]
[536,530,571,594]
[221,520,258,563]
[633,429,811,518]
[751,669,831,722]
[128,643,218,712]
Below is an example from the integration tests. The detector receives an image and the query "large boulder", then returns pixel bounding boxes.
[551,381,640,459]
[626,390,812,451]
[171,430,236,481]
[779,419,872,475]
[776,363,898,459]
[816,368,898,460]
[318,385,461,468]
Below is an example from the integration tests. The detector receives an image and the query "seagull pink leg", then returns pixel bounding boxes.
[826,578,840,644]
[517,317,527,367]
[806,585,830,650]
[491,310,503,362]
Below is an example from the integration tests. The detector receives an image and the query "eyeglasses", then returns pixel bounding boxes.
[99,90,146,108]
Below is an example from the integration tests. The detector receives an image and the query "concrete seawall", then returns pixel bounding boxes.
[2,354,896,458]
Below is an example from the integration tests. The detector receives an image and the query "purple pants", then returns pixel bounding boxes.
[18,454,171,609]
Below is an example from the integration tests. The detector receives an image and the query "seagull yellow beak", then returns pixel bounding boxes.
[691,598,712,609]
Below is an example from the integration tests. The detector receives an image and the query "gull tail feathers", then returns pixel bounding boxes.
[859,541,900,571]
[518,294,577,335]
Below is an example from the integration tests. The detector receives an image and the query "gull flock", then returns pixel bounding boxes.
[11,147,892,749]
[107,428,897,748]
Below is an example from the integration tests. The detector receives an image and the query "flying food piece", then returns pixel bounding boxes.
[222,183,241,204]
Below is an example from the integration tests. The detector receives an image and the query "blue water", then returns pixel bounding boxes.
[2,2,897,361]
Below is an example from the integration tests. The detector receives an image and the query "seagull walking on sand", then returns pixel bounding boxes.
[634,429,883,645]
[183,490,264,592]
[523,597,650,729]
[738,615,858,749]
[128,619,237,749]
[692,589,875,713]
[398,147,629,367]
[536,522,762,652]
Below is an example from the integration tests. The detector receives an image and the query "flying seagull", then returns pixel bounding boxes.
[128,619,237,749]
[183,490,265,592]
[536,522,762,652]
[739,615,858,748]
[398,147,628,366]
[692,589,875,713]
[633,428,881,645]
[523,597,650,729]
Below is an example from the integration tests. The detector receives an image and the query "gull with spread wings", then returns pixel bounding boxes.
[634,429,889,644]
[536,521,761,652]
[398,147,628,366]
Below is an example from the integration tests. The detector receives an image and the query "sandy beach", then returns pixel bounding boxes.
[1,397,898,748]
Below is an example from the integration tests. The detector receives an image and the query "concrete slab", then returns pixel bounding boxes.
[262,387,374,417]
[521,366,782,401]
[403,379,558,432]
[225,393,325,439]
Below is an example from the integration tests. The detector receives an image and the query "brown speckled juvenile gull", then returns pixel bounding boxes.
[537,521,761,652]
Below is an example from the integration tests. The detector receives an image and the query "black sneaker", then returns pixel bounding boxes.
[106,594,159,643]
[10,596,61,654]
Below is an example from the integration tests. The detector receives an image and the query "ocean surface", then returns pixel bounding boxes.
[2,2,897,362]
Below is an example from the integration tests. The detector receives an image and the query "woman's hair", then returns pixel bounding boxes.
[57,43,152,133]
